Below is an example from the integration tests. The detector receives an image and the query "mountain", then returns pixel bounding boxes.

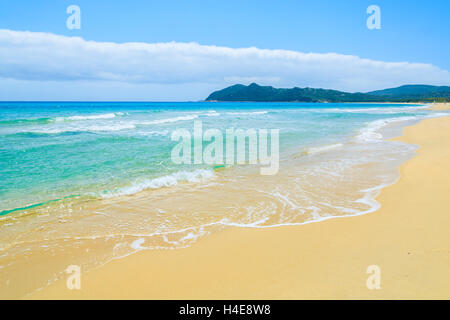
[367,85,450,100]
[205,83,450,102]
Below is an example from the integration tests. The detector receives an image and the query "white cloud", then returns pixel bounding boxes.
[0,29,449,100]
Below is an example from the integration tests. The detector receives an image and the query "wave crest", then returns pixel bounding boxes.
[102,169,215,198]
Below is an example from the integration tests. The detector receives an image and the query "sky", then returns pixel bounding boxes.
[0,0,449,101]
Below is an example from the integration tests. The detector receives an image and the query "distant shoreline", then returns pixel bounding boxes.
[205,100,425,104]
[205,83,450,103]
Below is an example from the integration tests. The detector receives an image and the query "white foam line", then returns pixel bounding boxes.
[226,111,269,115]
[356,116,419,142]
[271,192,299,210]
[217,189,383,230]
[55,112,124,122]
[140,114,199,125]
[311,105,429,114]
[306,143,344,155]
[101,169,215,198]
[179,232,198,242]
[202,111,221,117]
[130,238,145,250]
[25,123,136,134]
[357,111,450,143]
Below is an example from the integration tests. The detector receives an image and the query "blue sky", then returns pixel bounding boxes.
[0,0,449,100]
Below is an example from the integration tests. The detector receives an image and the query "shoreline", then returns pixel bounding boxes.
[429,102,450,111]
[28,105,450,299]
[204,100,425,104]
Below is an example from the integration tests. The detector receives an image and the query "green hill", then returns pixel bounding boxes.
[367,85,450,100]
[205,83,450,102]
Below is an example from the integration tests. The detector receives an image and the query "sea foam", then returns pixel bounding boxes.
[140,114,199,125]
[356,116,418,142]
[306,143,344,154]
[102,169,215,198]
[55,112,124,122]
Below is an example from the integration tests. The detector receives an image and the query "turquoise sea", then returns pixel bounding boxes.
[0,101,439,215]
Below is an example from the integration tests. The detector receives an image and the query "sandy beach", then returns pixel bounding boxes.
[28,105,450,300]
[430,102,450,111]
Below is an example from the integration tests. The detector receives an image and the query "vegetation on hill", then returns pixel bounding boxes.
[205,83,450,102]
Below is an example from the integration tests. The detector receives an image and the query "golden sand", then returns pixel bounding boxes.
[29,109,450,300]
[429,103,450,111]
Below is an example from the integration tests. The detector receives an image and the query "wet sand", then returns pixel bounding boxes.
[29,106,450,299]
